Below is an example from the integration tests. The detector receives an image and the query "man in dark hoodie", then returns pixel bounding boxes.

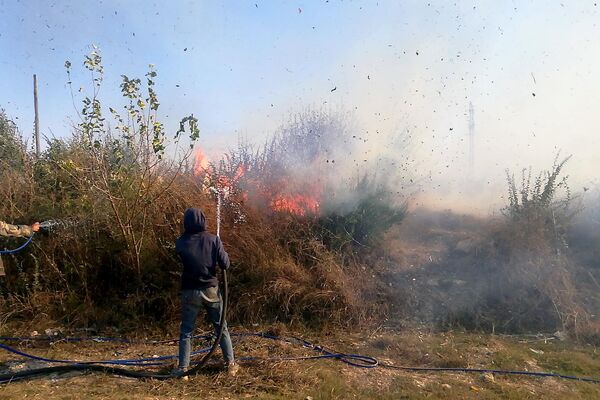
[174,208,238,377]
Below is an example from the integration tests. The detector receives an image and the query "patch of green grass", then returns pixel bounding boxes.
[489,343,530,370]
[536,348,600,376]
[307,369,354,400]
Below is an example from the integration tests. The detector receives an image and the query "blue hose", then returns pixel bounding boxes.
[1,231,598,384]
[0,331,598,384]
[0,234,34,255]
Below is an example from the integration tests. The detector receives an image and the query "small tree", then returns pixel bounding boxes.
[0,110,26,168]
[499,154,587,333]
[503,154,574,254]
[62,47,200,278]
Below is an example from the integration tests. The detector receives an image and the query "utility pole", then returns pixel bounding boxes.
[468,101,475,172]
[33,74,40,158]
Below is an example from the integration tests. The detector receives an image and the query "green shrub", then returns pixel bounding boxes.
[318,190,407,250]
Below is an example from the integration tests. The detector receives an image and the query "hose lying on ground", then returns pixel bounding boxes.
[0,269,229,383]
[2,212,598,384]
[0,299,599,385]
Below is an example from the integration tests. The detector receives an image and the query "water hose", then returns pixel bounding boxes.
[0,193,229,382]
[181,186,229,377]
[1,218,82,255]
[0,234,34,255]
[0,269,228,383]
[1,321,599,385]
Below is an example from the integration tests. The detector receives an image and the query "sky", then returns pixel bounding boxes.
[1,0,599,213]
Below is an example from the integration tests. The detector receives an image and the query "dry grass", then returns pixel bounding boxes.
[224,212,384,329]
[382,208,600,338]
[0,166,381,331]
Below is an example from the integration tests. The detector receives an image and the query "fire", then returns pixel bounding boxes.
[270,193,320,216]
[233,164,246,182]
[192,148,322,217]
[193,148,209,175]
[216,164,246,186]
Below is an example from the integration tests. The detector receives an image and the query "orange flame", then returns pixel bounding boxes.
[216,164,246,188]
[270,193,320,216]
[193,148,209,175]
[192,150,321,217]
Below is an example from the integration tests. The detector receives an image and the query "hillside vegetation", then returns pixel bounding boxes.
[1,52,599,346]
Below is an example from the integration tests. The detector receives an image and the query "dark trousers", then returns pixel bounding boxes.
[178,289,234,368]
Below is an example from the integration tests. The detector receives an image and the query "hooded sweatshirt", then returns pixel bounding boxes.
[176,208,230,290]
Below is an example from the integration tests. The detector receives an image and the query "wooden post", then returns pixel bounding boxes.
[33,74,40,158]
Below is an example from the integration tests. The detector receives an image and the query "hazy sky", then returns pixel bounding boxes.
[1,1,599,212]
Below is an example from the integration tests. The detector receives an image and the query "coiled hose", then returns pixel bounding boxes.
[0,269,228,383]
[1,269,599,385]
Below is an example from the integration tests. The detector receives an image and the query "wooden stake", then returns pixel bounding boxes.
[33,74,40,158]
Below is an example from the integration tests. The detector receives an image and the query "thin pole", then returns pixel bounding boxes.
[216,190,222,237]
[33,74,40,158]
[209,186,222,237]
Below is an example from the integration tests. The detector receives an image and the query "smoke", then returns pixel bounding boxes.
[201,108,415,217]
[5,2,597,216]
[223,2,600,215]
[569,184,600,269]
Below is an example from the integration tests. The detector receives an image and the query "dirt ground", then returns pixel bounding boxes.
[0,328,598,399]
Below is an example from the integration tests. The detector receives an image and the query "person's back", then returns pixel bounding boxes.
[174,208,237,378]
[175,209,229,290]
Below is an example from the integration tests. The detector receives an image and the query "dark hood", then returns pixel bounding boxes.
[183,208,207,234]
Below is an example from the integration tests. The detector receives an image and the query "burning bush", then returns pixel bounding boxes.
[195,109,409,255]
[183,109,410,326]
[196,110,353,215]
[0,54,395,331]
